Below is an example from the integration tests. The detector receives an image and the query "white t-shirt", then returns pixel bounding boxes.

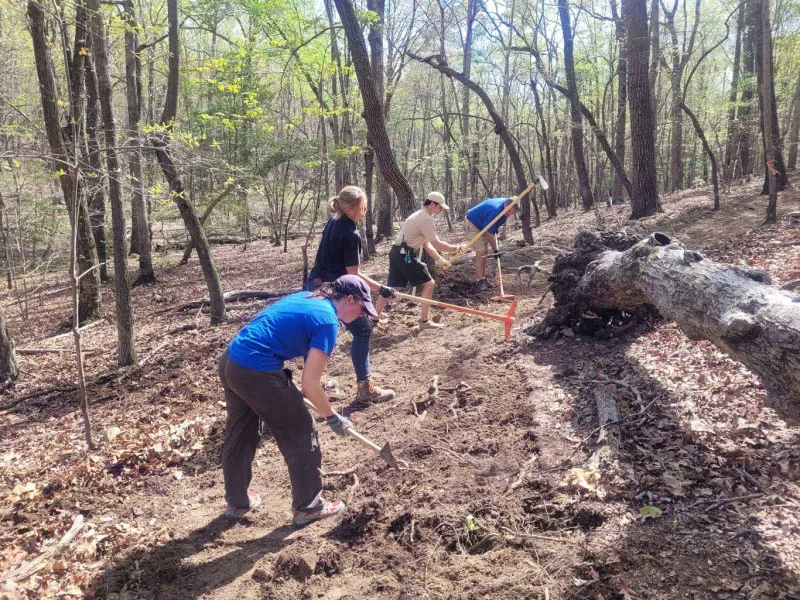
[395,209,438,251]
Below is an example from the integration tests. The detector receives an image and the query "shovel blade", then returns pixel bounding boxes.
[380,442,400,470]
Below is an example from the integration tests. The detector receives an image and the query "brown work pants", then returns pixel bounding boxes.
[218,349,323,511]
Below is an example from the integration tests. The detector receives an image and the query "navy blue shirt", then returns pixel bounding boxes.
[228,292,339,372]
[311,216,361,282]
[466,198,508,235]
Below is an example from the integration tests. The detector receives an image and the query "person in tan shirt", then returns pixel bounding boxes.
[375,192,463,328]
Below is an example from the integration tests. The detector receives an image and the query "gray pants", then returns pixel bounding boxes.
[218,349,322,512]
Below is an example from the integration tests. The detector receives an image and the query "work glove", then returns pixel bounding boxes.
[453,245,466,255]
[326,413,353,436]
[379,284,396,299]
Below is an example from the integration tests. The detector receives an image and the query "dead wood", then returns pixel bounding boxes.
[531,229,800,423]
[587,385,621,472]
[174,289,297,312]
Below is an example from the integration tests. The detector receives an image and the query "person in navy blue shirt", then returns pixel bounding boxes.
[308,186,396,404]
[218,275,377,526]
[465,197,519,291]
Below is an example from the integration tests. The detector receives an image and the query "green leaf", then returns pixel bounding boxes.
[639,506,663,520]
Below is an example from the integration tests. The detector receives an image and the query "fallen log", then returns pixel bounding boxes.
[531,230,800,422]
[587,385,621,472]
[174,289,297,312]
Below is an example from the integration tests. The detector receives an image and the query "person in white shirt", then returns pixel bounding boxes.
[375,192,463,328]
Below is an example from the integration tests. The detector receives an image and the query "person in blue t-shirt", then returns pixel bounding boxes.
[307,185,396,404]
[465,197,519,291]
[218,275,378,526]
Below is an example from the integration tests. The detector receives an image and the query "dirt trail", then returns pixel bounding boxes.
[2,180,799,599]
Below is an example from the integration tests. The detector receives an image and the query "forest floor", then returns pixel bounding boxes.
[1,178,800,600]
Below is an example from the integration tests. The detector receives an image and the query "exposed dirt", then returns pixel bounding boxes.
[1,179,799,599]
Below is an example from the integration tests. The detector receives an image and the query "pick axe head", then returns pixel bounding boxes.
[538,175,549,191]
[379,442,399,469]
[504,300,517,341]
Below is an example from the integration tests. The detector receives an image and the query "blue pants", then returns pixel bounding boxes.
[306,276,371,382]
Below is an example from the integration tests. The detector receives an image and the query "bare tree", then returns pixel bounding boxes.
[27,0,101,324]
[760,0,777,223]
[333,0,416,218]
[661,0,701,193]
[87,0,137,366]
[557,0,594,210]
[409,52,535,241]
[610,0,628,204]
[787,72,800,170]
[153,0,225,325]
[124,0,156,285]
[0,301,18,384]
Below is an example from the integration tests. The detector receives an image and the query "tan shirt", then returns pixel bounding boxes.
[394,208,438,251]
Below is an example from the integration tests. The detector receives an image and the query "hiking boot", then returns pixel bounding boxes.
[356,380,396,403]
[477,278,494,291]
[224,493,261,519]
[293,499,345,527]
[419,319,445,330]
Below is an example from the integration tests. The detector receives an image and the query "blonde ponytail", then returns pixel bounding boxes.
[329,185,366,220]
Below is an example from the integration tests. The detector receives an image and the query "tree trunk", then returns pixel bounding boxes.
[787,72,800,170]
[333,0,416,218]
[724,1,744,182]
[532,229,800,423]
[83,59,109,282]
[531,81,557,217]
[27,0,101,324]
[154,0,225,325]
[759,0,777,223]
[751,0,788,195]
[124,0,155,285]
[739,5,755,180]
[648,0,659,114]
[680,102,720,210]
[611,0,628,204]
[87,0,137,366]
[409,53,534,242]
[626,0,661,218]
[558,0,594,210]
[0,301,18,383]
[459,0,477,205]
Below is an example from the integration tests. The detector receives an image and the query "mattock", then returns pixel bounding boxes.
[303,398,400,470]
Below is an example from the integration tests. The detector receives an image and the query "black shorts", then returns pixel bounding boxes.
[387,245,433,288]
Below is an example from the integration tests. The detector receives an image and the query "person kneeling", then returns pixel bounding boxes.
[218,275,376,526]
[375,192,462,329]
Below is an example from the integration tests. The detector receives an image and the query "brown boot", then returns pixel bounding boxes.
[356,380,396,403]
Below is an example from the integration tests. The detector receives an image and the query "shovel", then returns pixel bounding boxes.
[395,292,517,340]
[303,397,399,469]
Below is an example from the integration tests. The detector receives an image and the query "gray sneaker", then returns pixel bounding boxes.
[293,499,345,527]
[224,493,261,519]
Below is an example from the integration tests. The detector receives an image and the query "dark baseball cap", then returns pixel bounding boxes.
[333,275,378,318]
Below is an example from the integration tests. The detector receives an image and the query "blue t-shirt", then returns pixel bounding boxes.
[228,292,339,372]
[466,198,508,235]
[310,216,361,282]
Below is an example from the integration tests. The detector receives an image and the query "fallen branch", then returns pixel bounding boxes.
[322,467,359,477]
[17,347,101,355]
[173,289,297,312]
[504,453,538,496]
[0,385,77,412]
[8,514,84,582]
